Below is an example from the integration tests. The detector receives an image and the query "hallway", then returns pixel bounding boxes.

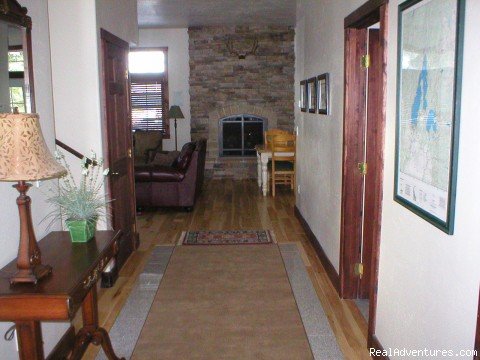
[81,180,372,359]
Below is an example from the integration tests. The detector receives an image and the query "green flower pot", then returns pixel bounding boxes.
[66,219,97,243]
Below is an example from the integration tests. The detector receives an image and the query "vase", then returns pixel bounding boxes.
[66,219,97,243]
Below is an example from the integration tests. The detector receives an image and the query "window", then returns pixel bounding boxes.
[9,87,25,113]
[8,49,26,113]
[8,50,24,72]
[129,49,169,134]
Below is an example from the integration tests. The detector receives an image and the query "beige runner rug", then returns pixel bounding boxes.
[131,244,313,359]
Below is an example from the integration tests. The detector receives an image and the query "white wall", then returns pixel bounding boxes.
[0,1,68,358]
[295,0,364,272]
[95,0,138,46]
[48,0,103,164]
[49,0,138,165]
[375,0,480,355]
[48,0,137,231]
[295,0,479,356]
[138,28,191,151]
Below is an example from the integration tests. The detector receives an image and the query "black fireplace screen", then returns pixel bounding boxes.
[219,114,266,156]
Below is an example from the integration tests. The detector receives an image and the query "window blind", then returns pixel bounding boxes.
[131,75,168,132]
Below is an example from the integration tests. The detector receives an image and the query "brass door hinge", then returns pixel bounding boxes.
[125,69,129,80]
[358,162,368,175]
[354,263,364,278]
[127,148,132,158]
[361,54,370,68]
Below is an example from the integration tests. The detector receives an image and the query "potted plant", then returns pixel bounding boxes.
[44,151,112,243]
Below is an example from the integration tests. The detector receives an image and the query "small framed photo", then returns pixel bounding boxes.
[317,73,329,115]
[300,80,307,112]
[307,77,317,113]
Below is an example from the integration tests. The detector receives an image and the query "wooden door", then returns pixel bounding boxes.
[341,1,388,348]
[101,29,138,271]
[358,28,382,299]
[340,27,367,299]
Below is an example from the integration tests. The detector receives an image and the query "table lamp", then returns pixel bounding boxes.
[0,113,66,285]
[168,105,185,151]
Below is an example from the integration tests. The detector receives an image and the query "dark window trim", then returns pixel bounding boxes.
[129,47,169,138]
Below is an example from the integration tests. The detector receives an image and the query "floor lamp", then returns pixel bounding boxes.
[0,113,66,284]
[168,105,185,151]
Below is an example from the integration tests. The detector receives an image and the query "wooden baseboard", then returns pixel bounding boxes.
[294,205,340,293]
[369,335,390,359]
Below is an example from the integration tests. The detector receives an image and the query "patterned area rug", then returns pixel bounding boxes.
[178,230,276,245]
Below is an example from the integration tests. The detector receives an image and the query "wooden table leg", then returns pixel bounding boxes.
[82,285,98,327]
[15,320,45,360]
[261,154,269,196]
[70,286,124,360]
[257,153,262,187]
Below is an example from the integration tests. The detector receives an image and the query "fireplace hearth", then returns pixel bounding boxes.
[219,114,266,157]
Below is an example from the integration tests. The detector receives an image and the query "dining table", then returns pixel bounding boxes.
[255,144,295,196]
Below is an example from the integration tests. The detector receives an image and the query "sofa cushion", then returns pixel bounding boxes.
[150,166,185,182]
[151,151,180,166]
[133,130,163,164]
[172,142,196,171]
[135,165,153,182]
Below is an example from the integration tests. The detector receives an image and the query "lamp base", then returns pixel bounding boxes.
[10,181,52,286]
[10,264,52,285]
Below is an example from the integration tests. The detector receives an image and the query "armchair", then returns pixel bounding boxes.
[135,140,207,210]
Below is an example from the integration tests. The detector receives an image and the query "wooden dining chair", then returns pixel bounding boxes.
[269,133,296,197]
[264,129,289,150]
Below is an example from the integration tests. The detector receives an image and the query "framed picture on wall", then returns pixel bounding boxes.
[307,77,317,113]
[300,80,307,112]
[317,73,329,115]
[394,0,465,234]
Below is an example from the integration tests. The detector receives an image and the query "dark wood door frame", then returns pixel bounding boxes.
[340,0,388,349]
[475,286,479,360]
[100,29,139,275]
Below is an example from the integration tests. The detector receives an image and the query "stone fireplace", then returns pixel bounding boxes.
[201,104,278,179]
[219,114,266,157]
[188,25,295,178]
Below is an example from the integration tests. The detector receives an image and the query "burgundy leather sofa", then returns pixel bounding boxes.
[135,140,206,210]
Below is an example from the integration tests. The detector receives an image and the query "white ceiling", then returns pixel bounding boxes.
[137,0,297,28]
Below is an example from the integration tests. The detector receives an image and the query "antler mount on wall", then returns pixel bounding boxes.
[225,36,259,60]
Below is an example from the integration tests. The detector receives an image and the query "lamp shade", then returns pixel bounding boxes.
[0,113,67,181]
[168,105,185,119]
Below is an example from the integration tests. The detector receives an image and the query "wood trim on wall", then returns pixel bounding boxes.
[370,335,391,359]
[344,0,387,28]
[475,286,480,360]
[294,206,340,293]
[368,3,388,348]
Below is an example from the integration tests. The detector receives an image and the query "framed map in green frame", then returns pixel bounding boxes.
[394,0,465,234]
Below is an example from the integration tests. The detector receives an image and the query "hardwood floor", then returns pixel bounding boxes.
[80,179,372,359]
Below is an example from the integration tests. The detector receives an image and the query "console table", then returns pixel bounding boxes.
[0,231,124,360]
